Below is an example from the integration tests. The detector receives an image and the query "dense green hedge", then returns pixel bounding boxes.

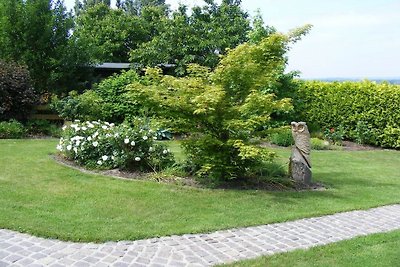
[294,80,400,148]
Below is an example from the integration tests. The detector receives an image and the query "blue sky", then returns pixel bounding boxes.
[65,0,400,78]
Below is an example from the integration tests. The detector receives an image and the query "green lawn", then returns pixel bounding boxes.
[0,139,399,242]
[221,230,400,267]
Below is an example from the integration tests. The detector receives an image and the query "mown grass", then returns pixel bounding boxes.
[0,139,399,242]
[221,230,400,267]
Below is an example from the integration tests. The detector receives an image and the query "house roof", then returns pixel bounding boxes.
[95,63,131,69]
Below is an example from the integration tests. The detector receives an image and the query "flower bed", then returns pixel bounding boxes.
[57,120,174,171]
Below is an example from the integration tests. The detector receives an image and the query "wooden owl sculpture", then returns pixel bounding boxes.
[291,122,311,168]
[290,122,312,184]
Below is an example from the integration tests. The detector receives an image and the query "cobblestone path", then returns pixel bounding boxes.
[1,204,399,267]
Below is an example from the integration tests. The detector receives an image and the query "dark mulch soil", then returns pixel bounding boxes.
[52,154,200,188]
[52,154,325,192]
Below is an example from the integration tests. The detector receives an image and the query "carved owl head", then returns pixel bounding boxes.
[291,121,309,134]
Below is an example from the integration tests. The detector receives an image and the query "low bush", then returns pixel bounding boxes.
[323,126,344,145]
[57,120,174,171]
[0,120,26,139]
[310,138,330,150]
[268,127,294,147]
[51,90,105,121]
[26,119,61,137]
[295,81,400,148]
[0,61,37,121]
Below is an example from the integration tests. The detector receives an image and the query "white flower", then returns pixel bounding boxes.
[153,136,158,140]
[102,155,108,161]
[102,125,107,129]
[143,136,148,140]
[149,147,154,152]
[62,125,67,131]
[135,157,141,161]
[87,123,94,128]
[73,147,78,153]
[67,145,72,151]
[93,131,99,138]
[106,134,111,138]
[97,160,102,165]
[81,126,87,131]
[76,141,81,146]
[70,124,77,128]
[111,156,115,161]
[56,144,63,151]
[162,149,168,154]
[110,123,115,127]
[93,141,99,147]
[124,138,129,144]
[87,136,92,141]
[114,133,119,138]
[130,141,135,146]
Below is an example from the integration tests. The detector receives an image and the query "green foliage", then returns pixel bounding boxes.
[310,138,330,150]
[0,61,37,121]
[269,127,294,147]
[295,81,400,148]
[0,0,90,93]
[126,29,308,182]
[51,90,105,121]
[51,70,143,123]
[130,0,251,75]
[58,120,174,171]
[324,126,344,145]
[117,0,168,15]
[354,120,378,145]
[247,10,276,44]
[74,4,148,62]
[0,120,25,139]
[93,70,142,122]
[26,119,62,137]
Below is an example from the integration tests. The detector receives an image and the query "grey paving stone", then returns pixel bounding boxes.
[0,204,400,266]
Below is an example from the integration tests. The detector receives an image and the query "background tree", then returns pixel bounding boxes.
[118,0,168,15]
[0,0,90,94]
[74,0,110,15]
[74,4,148,62]
[130,0,250,75]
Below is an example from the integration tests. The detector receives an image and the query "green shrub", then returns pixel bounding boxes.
[295,81,400,148]
[0,61,37,121]
[269,127,294,147]
[94,70,142,122]
[26,119,61,137]
[51,90,105,121]
[58,120,174,171]
[0,120,26,139]
[353,120,378,145]
[310,138,330,150]
[324,126,344,145]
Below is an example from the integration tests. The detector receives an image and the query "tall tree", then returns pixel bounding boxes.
[0,0,90,93]
[118,0,168,15]
[74,0,110,15]
[129,0,250,75]
[74,4,148,62]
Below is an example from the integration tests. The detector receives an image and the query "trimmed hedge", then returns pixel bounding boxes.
[294,80,400,148]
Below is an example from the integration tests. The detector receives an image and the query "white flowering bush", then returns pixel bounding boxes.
[57,120,174,171]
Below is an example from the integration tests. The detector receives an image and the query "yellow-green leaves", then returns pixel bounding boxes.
[295,80,400,148]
